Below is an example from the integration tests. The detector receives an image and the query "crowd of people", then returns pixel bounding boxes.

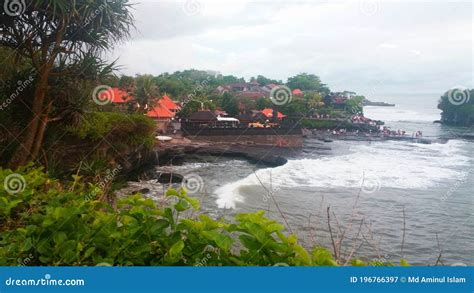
[380,126,404,136]
[310,114,425,139]
[321,125,424,138]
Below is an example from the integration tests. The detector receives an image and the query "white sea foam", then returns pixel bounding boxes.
[364,106,440,122]
[214,140,471,209]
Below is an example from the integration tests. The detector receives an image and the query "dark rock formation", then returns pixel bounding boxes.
[363,99,395,107]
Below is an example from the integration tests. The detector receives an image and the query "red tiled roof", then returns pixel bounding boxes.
[159,95,180,110]
[102,88,134,103]
[292,89,303,95]
[146,103,174,119]
[261,108,286,119]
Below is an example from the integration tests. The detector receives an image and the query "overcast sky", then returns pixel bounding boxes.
[111,0,473,97]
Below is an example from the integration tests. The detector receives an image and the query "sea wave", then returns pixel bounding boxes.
[364,106,440,122]
[214,140,471,209]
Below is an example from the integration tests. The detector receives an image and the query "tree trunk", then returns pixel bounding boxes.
[8,69,50,169]
[30,102,52,161]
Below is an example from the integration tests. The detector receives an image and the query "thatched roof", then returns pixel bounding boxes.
[187,111,217,122]
[236,113,255,123]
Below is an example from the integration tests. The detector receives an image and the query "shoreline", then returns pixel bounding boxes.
[128,125,461,183]
[154,140,293,167]
[310,130,450,144]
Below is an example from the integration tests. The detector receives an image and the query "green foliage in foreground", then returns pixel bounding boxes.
[67,112,156,150]
[0,167,401,266]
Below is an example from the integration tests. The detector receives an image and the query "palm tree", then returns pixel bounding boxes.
[0,0,134,168]
[135,74,160,112]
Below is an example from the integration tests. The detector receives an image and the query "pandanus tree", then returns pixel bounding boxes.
[0,0,134,168]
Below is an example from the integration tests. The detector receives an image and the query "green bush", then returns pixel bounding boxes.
[438,89,474,126]
[0,167,399,266]
[67,112,156,150]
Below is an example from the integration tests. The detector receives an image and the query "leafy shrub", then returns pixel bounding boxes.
[0,167,397,266]
[67,112,156,150]
[438,89,474,126]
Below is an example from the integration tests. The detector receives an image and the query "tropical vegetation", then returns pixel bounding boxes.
[0,0,399,267]
[0,166,401,266]
[438,88,474,126]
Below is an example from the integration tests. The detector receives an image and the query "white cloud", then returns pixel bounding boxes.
[111,0,473,97]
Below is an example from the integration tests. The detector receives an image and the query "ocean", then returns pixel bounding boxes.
[159,93,474,266]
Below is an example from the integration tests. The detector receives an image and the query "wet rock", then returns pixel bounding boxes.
[156,172,184,184]
[136,188,150,194]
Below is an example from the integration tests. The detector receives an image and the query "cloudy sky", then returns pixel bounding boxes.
[111,0,473,97]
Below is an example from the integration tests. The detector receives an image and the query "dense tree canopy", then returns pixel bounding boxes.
[250,75,282,85]
[287,73,330,94]
[438,88,474,126]
[0,0,134,168]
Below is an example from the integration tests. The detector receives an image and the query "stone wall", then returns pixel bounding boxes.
[189,134,303,147]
